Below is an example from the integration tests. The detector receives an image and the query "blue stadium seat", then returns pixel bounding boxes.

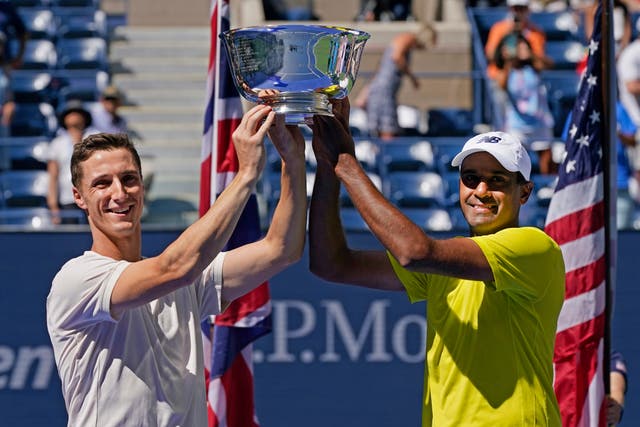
[0,207,54,228]
[55,69,109,103]
[56,37,108,70]
[10,70,56,103]
[354,139,380,173]
[529,11,580,42]
[386,171,446,208]
[426,108,474,137]
[0,169,49,207]
[0,136,49,170]
[531,173,558,208]
[15,39,57,70]
[442,171,460,208]
[433,141,465,175]
[397,104,426,136]
[519,203,548,229]
[546,40,585,70]
[54,7,107,40]
[8,0,52,7]
[18,8,57,40]
[471,7,508,46]
[541,71,579,137]
[380,140,436,174]
[10,102,57,137]
[447,206,468,231]
[52,0,99,7]
[349,106,369,137]
[401,207,453,231]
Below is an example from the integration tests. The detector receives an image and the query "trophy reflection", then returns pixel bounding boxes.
[221,25,371,125]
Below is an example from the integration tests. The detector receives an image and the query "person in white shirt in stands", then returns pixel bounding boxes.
[46,104,307,426]
[46,100,100,224]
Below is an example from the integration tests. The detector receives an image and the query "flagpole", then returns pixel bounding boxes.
[600,0,616,396]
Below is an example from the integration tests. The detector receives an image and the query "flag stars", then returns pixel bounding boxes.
[586,74,598,87]
[565,159,577,174]
[588,39,599,56]
[576,134,590,147]
[569,124,578,139]
[589,110,600,124]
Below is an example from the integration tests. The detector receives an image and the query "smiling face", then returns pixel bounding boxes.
[459,152,532,236]
[72,147,145,251]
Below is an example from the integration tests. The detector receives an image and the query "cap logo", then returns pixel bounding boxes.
[477,135,502,144]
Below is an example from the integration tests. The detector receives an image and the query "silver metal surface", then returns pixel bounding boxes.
[221,24,370,125]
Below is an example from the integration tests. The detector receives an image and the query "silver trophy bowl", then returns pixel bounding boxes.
[220,24,371,125]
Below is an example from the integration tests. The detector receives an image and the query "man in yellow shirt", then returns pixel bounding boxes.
[308,98,564,426]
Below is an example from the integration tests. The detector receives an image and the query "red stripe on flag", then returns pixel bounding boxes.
[555,313,605,360]
[554,315,604,427]
[216,118,242,174]
[564,258,605,299]
[544,202,605,246]
[215,283,270,325]
[221,354,260,427]
[200,154,213,216]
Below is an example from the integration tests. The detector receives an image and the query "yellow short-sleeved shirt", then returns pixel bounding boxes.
[388,227,564,427]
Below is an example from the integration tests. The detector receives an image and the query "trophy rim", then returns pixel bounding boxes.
[220,24,371,40]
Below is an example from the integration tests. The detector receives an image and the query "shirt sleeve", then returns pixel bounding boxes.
[387,251,430,303]
[195,252,226,320]
[47,254,130,333]
[472,227,564,302]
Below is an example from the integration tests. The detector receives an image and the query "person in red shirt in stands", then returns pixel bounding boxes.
[484,0,553,127]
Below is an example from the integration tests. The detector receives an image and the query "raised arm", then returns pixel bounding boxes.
[110,104,274,317]
[319,99,493,282]
[220,113,308,302]
[309,98,403,291]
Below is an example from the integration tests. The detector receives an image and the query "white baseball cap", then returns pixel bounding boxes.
[451,131,532,181]
[506,0,530,6]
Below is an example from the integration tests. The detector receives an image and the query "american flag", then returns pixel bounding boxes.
[544,4,612,426]
[200,0,272,426]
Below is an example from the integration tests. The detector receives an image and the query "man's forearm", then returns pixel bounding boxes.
[308,163,350,280]
[335,153,429,266]
[264,157,307,261]
[162,172,258,282]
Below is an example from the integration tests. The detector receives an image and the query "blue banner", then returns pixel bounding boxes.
[0,230,638,426]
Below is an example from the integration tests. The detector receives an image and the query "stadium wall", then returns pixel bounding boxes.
[0,230,638,426]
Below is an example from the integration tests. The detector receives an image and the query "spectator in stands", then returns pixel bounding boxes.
[46,105,307,425]
[356,27,436,140]
[262,0,317,20]
[495,32,557,174]
[484,0,552,127]
[617,19,640,128]
[46,101,99,224]
[608,349,628,425]
[0,1,27,70]
[89,85,129,134]
[0,33,14,137]
[0,2,27,137]
[356,0,412,22]
[309,97,564,426]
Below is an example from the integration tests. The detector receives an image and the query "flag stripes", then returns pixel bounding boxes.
[544,4,608,426]
[200,0,272,425]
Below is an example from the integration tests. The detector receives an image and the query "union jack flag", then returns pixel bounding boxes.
[544,4,612,426]
[200,1,272,426]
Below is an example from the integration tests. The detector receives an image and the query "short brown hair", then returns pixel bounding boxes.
[71,133,142,188]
